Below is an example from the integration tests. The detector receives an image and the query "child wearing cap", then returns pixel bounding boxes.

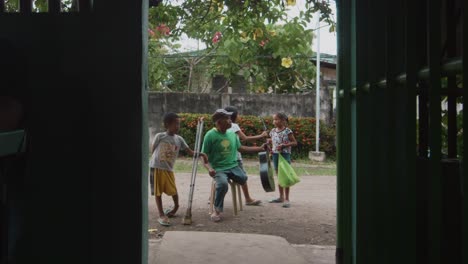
[201,109,267,222]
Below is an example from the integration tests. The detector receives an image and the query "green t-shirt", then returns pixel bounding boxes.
[201,128,241,171]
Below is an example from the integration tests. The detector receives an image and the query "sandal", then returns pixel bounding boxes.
[158,217,171,226]
[246,200,262,206]
[210,214,221,222]
[282,202,291,208]
[164,207,177,218]
[269,198,283,203]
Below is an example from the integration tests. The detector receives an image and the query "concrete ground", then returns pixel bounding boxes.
[147,166,336,264]
[148,174,336,245]
[149,231,335,264]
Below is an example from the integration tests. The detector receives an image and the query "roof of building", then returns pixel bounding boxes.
[163,49,337,66]
[311,53,337,65]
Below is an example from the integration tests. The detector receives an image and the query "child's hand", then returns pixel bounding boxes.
[208,168,216,177]
[261,131,268,138]
[276,144,284,151]
[198,116,205,122]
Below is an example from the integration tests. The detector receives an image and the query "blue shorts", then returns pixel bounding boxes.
[272,153,291,171]
[237,160,246,174]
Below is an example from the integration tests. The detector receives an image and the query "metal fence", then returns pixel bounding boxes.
[336,0,465,264]
[0,0,91,13]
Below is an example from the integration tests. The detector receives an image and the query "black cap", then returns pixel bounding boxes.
[212,109,233,122]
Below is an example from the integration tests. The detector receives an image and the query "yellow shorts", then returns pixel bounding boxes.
[150,168,177,196]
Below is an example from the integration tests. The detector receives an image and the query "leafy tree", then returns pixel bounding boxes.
[148,0,335,93]
[5,0,78,12]
[210,21,315,93]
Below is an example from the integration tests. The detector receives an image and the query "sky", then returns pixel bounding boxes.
[285,0,337,55]
[177,0,337,55]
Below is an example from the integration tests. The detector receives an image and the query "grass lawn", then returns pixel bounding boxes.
[173,157,336,176]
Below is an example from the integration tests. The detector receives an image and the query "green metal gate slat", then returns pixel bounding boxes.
[337,1,464,264]
[19,0,32,13]
[386,1,412,263]
[403,1,419,263]
[350,0,358,262]
[463,0,467,262]
[336,1,353,263]
[445,40,460,167]
[377,2,394,264]
[354,0,370,262]
[427,0,443,263]
[413,2,431,261]
[366,1,387,262]
[356,0,378,262]
[384,1,400,262]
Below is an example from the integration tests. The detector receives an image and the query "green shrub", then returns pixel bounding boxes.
[177,113,336,159]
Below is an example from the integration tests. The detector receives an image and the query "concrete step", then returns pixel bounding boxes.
[292,244,335,264]
[149,231,334,264]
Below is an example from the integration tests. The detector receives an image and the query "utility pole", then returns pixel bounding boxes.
[315,14,321,153]
[310,13,326,162]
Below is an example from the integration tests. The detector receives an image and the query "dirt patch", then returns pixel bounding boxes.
[148,173,336,245]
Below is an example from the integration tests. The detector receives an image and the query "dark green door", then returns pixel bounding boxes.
[336,1,465,263]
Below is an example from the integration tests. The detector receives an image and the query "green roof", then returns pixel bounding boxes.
[163,49,337,65]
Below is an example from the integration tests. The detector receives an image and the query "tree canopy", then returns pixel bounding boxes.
[148,0,335,93]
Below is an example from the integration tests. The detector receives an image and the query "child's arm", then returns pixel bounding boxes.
[184,148,199,158]
[238,143,268,153]
[198,151,215,177]
[287,133,298,147]
[185,148,208,162]
[278,133,298,150]
[198,130,215,176]
[150,134,161,154]
[203,160,216,177]
[185,147,195,157]
[185,147,214,176]
[236,130,268,142]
